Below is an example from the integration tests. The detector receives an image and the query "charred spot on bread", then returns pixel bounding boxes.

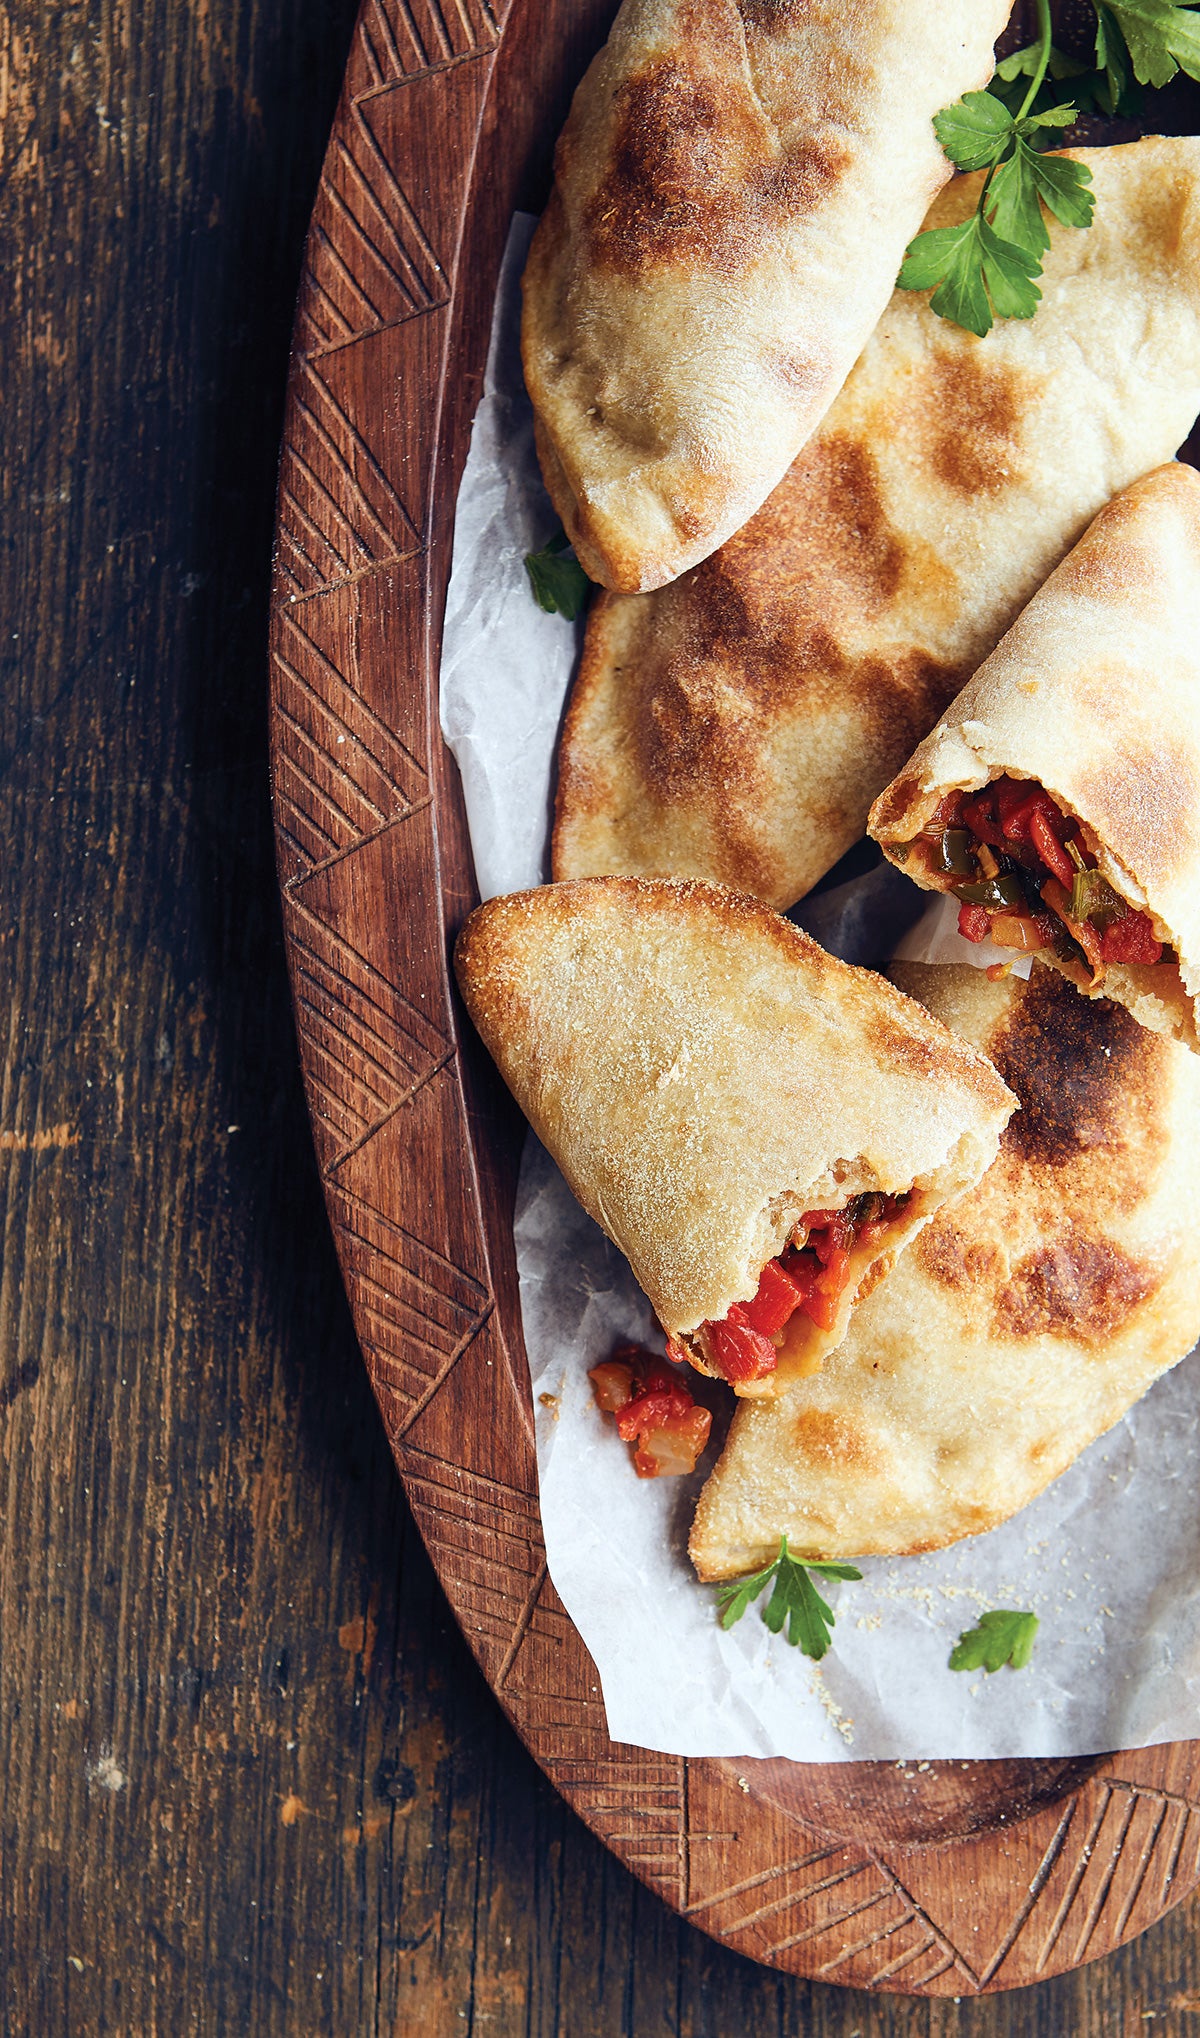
[989,971,1161,1170]
[915,1218,1005,1292]
[586,43,851,278]
[994,1225,1158,1343]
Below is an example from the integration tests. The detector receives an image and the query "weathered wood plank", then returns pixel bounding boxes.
[3,0,1200,2027]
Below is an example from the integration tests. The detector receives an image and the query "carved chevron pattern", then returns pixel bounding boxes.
[273,602,428,876]
[329,1183,491,1423]
[276,358,419,602]
[685,1843,973,1991]
[1025,1782,1200,1981]
[682,1774,1200,1992]
[297,113,447,358]
[354,0,501,85]
[401,1451,544,1665]
[557,1753,687,1896]
[500,1575,687,1903]
[286,895,451,1156]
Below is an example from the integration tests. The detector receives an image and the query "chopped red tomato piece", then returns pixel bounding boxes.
[706,1303,777,1383]
[590,1344,711,1478]
[959,790,1007,847]
[995,778,1056,845]
[958,902,991,943]
[614,1387,679,1439]
[1100,911,1162,965]
[780,1241,848,1331]
[929,790,966,828]
[1029,808,1076,887]
[800,1281,841,1332]
[815,1242,851,1291]
[742,1256,805,1337]
[808,1215,851,1264]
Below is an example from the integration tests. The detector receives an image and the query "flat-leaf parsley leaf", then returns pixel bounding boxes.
[524,526,591,620]
[949,1609,1040,1673]
[1103,0,1200,90]
[898,0,1094,336]
[716,1535,862,1661]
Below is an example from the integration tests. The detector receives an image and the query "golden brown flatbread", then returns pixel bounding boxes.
[870,465,1200,1052]
[552,138,1200,907]
[689,963,1200,1578]
[455,878,1014,1393]
[522,0,1011,592]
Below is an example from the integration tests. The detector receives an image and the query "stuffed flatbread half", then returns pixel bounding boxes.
[870,464,1200,1052]
[455,878,1015,1396]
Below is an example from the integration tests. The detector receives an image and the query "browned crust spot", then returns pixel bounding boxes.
[925,348,1024,498]
[915,1219,1005,1291]
[585,54,851,277]
[792,1406,882,1472]
[995,1225,1157,1344]
[988,969,1162,1171]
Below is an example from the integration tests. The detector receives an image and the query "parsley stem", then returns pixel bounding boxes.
[1015,0,1054,122]
[978,0,1054,224]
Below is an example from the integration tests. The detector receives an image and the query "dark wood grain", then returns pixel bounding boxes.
[269,0,1200,2004]
[6,0,1200,2028]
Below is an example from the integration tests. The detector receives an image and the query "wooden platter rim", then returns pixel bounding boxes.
[266,0,1200,1993]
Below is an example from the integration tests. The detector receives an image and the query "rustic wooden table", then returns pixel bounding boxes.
[3,2,1199,2031]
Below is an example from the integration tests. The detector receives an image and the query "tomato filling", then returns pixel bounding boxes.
[588,1343,712,1478]
[686,1194,911,1387]
[909,779,1168,980]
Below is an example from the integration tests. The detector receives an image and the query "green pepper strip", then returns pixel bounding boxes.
[937,828,976,878]
[952,873,1027,911]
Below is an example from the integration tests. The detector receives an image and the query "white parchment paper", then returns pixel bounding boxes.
[439,215,1200,1760]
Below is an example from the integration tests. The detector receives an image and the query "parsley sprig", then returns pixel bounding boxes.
[717,1536,862,1661]
[901,0,1200,336]
[898,0,1093,338]
[994,2,1200,121]
[949,1608,1040,1673]
[904,0,1197,338]
[524,525,591,620]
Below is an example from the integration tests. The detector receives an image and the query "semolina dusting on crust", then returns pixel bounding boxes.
[869,465,1200,1054]
[455,878,1015,1390]
[689,964,1200,1579]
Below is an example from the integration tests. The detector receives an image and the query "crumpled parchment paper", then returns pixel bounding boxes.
[438,215,1200,1759]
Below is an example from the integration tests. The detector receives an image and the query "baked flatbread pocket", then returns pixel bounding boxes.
[522,0,1012,591]
[454,878,1014,1396]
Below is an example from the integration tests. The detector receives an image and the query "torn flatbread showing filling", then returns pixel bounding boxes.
[898,775,1179,993]
[668,1190,914,1399]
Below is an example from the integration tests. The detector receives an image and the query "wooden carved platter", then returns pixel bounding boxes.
[269,0,1200,1994]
